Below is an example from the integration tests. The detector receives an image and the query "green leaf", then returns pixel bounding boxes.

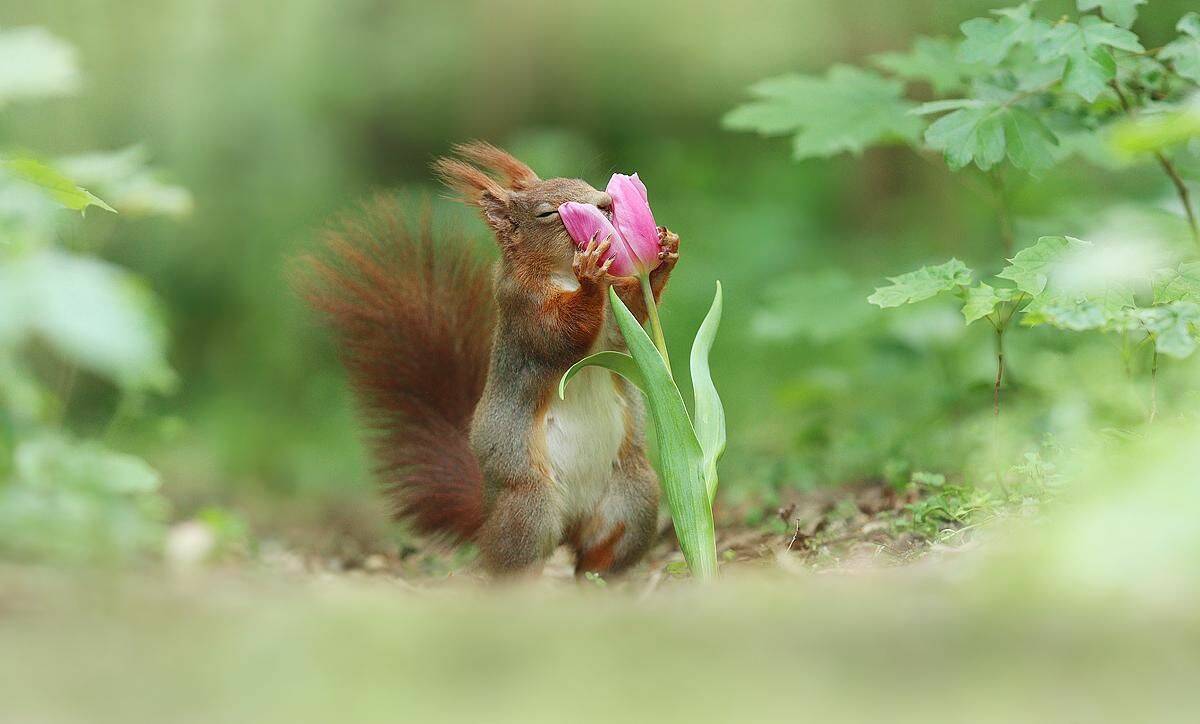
[0,250,175,391]
[925,106,1007,170]
[2,159,116,214]
[1108,99,1200,154]
[606,288,716,580]
[0,27,79,104]
[558,351,646,400]
[56,146,194,218]
[868,258,974,308]
[1036,17,1143,101]
[1067,47,1117,102]
[1160,13,1200,84]
[1022,298,1109,330]
[723,65,923,160]
[1002,107,1060,172]
[997,236,1091,295]
[1077,0,1146,29]
[911,99,987,115]
[15,437,161,495]
[961,283,1016,324]
[690,282,725,504]
[1021,286,1135,330]
[1135,302,1200,358]
[958,3,1041,65]
[0,436,168,563]
[1153,262,1200,304]
[921,102,1059,172]
[872,37,985,94]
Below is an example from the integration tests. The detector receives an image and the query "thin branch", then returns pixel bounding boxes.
[1149,346,1159,425]
[993,327,1006,418]
[1111,79,1200,250]
[1156,153,1200,250]
[990,170,1015,257]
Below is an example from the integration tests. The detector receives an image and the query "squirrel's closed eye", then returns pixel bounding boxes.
[536,209,559,219]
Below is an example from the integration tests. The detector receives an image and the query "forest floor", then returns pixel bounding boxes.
[262,479,975,590]
[5,475,1196,724]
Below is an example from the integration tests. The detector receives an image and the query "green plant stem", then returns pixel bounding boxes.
[993,327,1005,418]
[1149,347,1159,425]
[990,171,1015,257]
[1155,152,1200,251]
[638,273,671,375]
[1110,79,1200,250]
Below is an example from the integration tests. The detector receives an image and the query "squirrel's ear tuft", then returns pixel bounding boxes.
[453,141,540,190]
[434,146,528,243]
[432,157,507,203]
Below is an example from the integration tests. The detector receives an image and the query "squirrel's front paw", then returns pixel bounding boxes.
[655,226,680,269]
[573,237,615,286]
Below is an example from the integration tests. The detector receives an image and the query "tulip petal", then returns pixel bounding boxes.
[558,201,638,277]
[559,201,616,246]
[606,173,661,275]
[629,172,648,203]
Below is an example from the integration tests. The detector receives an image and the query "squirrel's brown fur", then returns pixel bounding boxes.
[298,199,493,542]
[300,142,679,576]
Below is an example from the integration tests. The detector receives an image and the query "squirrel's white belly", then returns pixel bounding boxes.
[545,365,628,516]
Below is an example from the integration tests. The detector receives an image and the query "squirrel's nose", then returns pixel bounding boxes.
[594,192,613,210]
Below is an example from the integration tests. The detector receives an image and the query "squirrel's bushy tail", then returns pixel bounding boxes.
[297,196,494,542]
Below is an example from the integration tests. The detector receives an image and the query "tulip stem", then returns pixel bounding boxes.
[638,273,671,375]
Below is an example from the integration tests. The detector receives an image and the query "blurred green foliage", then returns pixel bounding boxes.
[1,0,1198,557]
[5,422,1200,724]
[0,25,191,562]
[3,4,1200,717]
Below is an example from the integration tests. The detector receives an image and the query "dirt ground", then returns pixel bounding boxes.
[262,481,946,588]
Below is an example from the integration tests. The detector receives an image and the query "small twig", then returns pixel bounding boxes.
[1111,79,1200,250]
[990,170,1015,257]
[913,149,997,208]
[1000,80,1060,110]
[637,568,665,601]
[1156,153,1200,250]
[993,327,1006,419]
[1149,346,1159,425]
[785,519,802,552]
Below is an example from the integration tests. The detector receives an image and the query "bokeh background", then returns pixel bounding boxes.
[3,0,1198,553]
[5,2,1200,722]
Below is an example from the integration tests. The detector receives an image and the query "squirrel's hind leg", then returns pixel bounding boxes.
[477,476,565,577]
[572,458,659,577]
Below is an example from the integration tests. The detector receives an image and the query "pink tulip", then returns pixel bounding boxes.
[606,173,661,276]
[559,201,628,274]
[558,173,662,279]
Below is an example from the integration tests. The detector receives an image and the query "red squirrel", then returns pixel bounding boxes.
[301,142,680,576]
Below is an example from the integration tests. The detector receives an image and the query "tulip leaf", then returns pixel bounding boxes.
[690,282,725,504]
[558,351,646,400]
[607,287,717,580]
